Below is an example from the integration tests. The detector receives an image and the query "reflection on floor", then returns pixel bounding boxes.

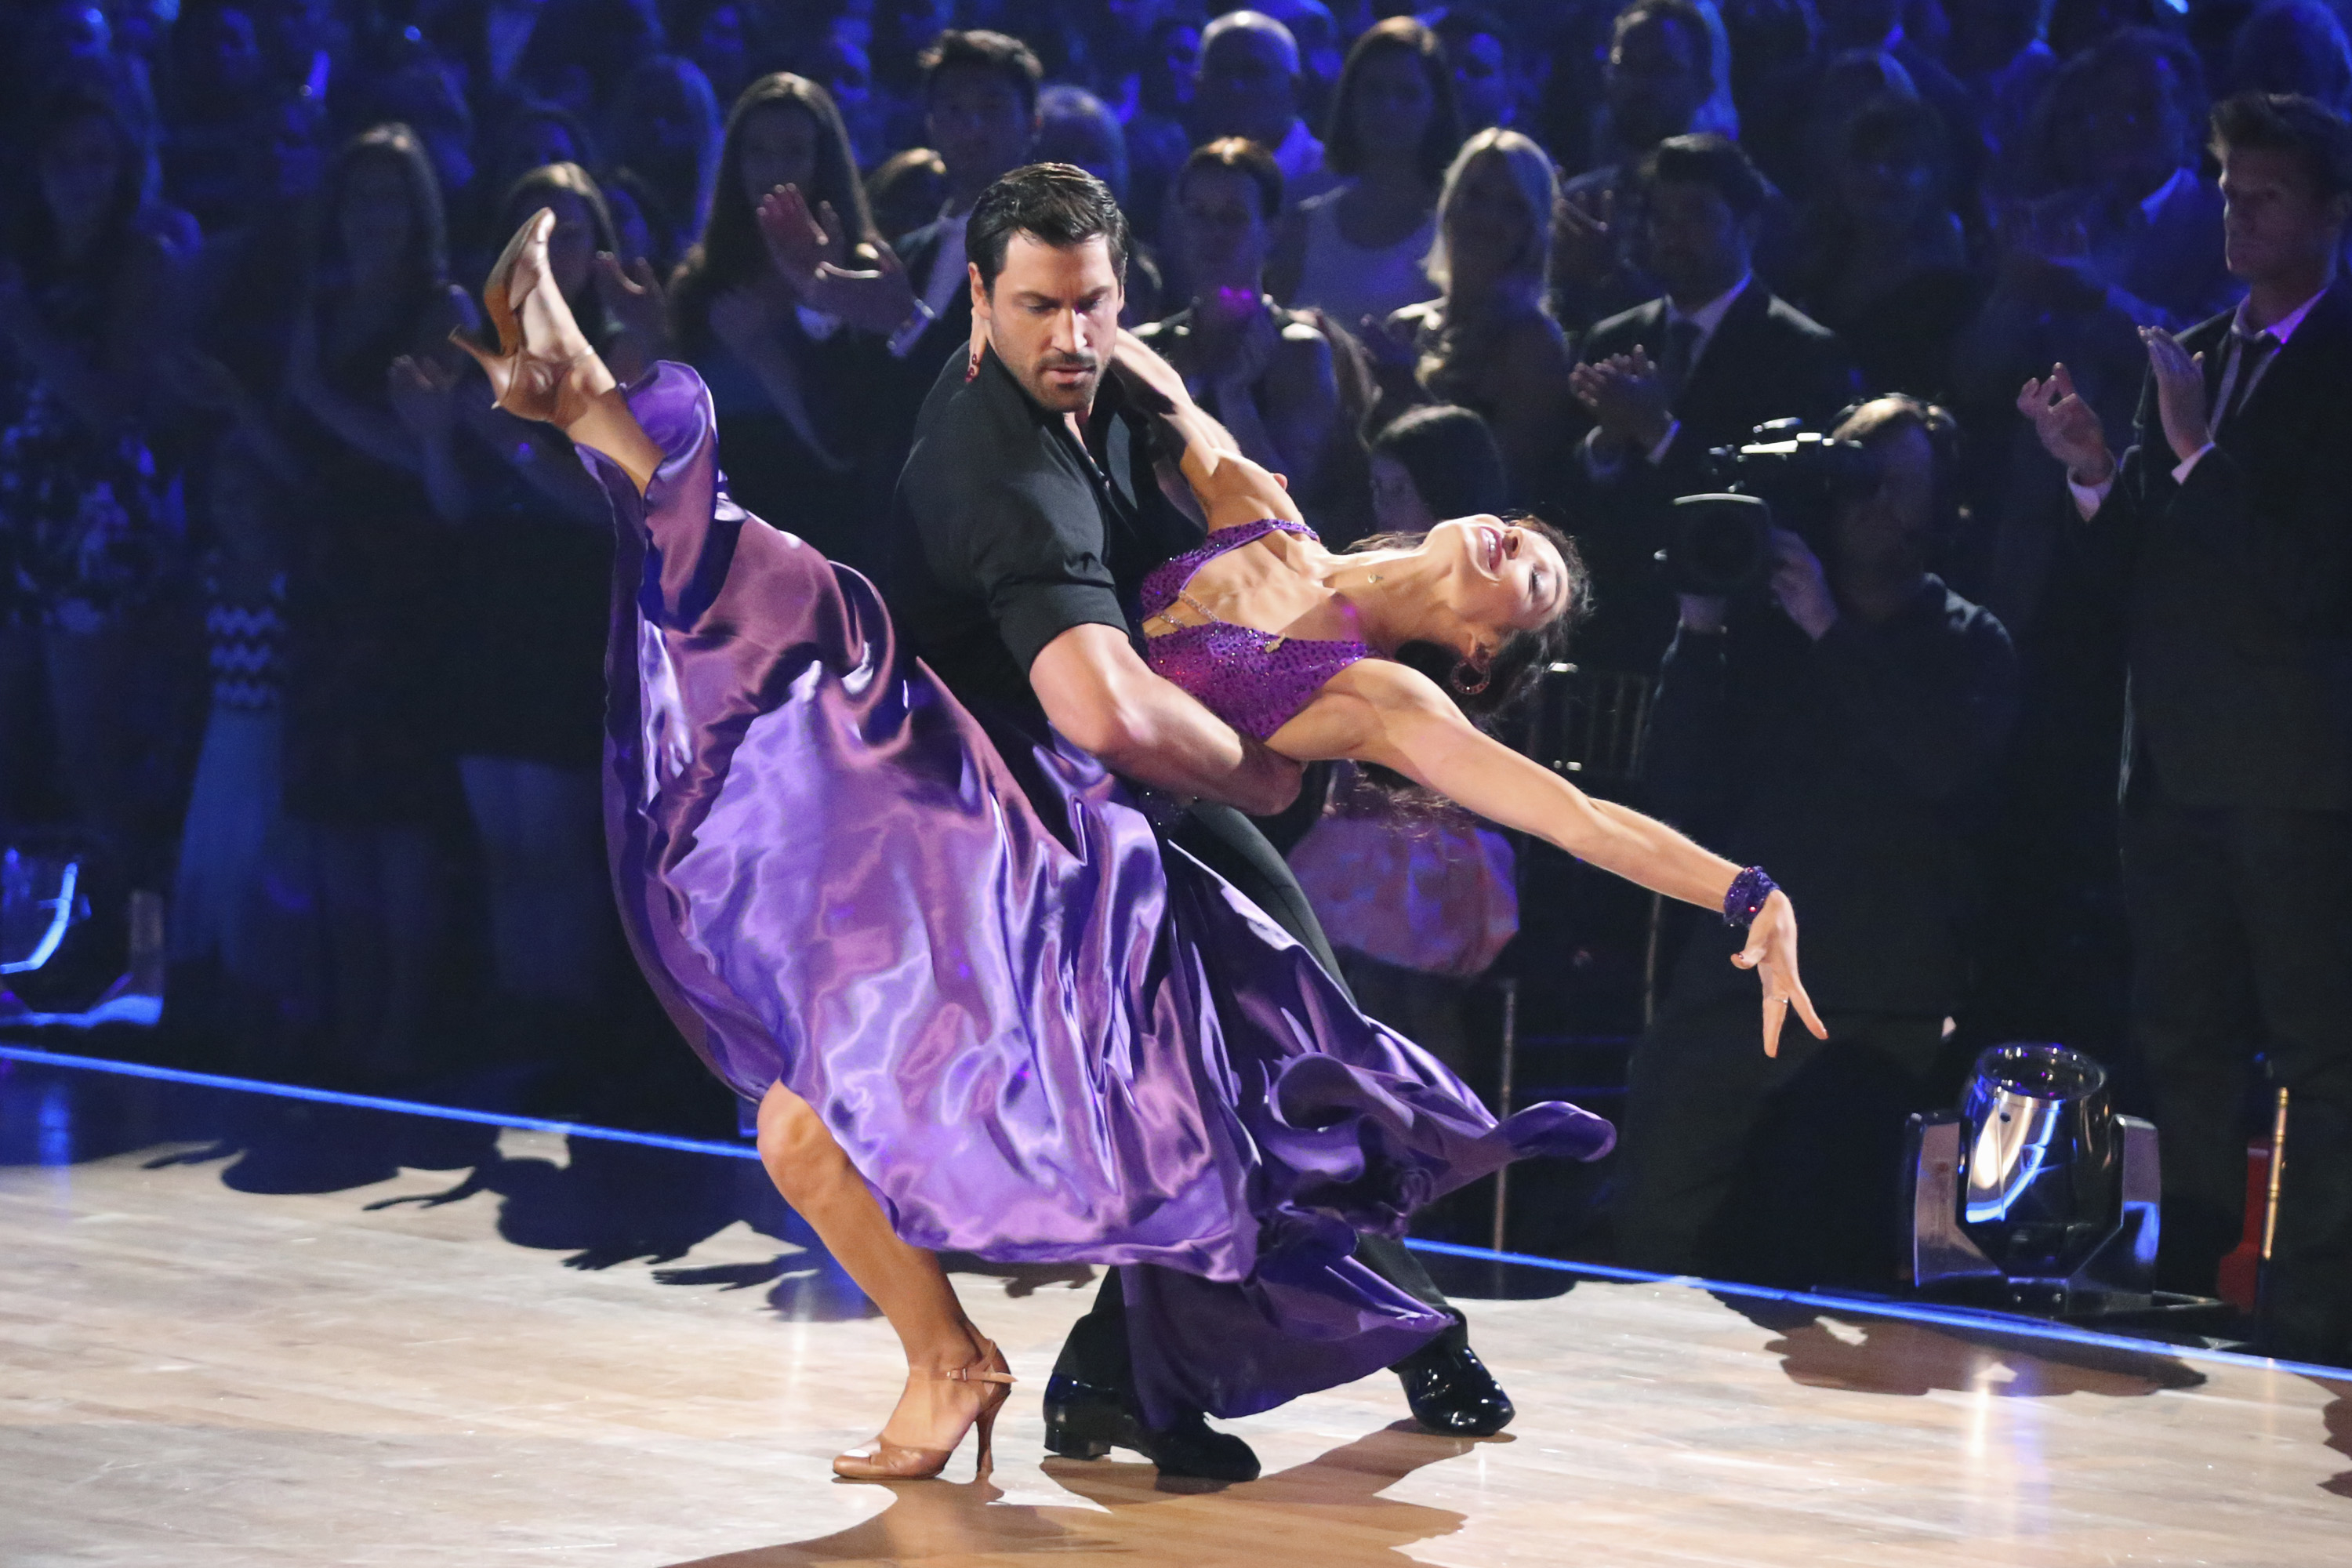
[2,1048,2348,1566]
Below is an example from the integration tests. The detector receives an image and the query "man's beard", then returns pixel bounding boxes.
[1020,351,1103,412]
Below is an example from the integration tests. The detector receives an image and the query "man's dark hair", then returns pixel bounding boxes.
[1614,0,1715,91]
[1642,132,1769,218]
[968,162,1131,292]
[920,29,1044,115]
[1182,136,1285,220]
[2209,90,2352,199]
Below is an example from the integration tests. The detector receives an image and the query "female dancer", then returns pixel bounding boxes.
[453,209,1823,1483]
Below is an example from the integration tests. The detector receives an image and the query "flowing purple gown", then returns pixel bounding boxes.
[582,365,1613,1426]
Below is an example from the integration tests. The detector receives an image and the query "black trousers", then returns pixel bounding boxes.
[1051,800,1462,1405]
[2120,785,2352,1363]
[1614,973,1952,1291]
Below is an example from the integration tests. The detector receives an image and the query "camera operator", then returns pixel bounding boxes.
[1567,133,1860,673]
[1613,396,2020,1290]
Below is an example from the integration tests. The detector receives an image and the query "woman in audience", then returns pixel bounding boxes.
[1370,128,1573,509]
[1136,137,1371,545]
[666,74,877,572]
[169,434,290,1024]
[278,122,475,1081]
[1791,93,1981,405]
[0,87,184,946]
[1270,16,1460,333]
[389,162,654,1062]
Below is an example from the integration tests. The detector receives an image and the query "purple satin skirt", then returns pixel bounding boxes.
[584,365,1614,1425]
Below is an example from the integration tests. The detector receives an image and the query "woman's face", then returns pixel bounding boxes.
[635,69,706,151]
[1840,137,1933,231]
[1178,164,1271,291]
[1420,517,1573,655]
[1442,152,1532,290]
[339,154,417,275]
[518,189,598,302]
[737,103,821,211]
[1369,452,1437,534]
[1351,49,1436,165]
[39,112,125,241]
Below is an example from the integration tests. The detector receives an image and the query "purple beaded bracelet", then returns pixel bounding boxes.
[1722,866,1778,928]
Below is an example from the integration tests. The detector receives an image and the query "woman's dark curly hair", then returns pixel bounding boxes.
[1347,514,1591,727]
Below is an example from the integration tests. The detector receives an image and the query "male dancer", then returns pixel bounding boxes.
[884,163,1512,1479]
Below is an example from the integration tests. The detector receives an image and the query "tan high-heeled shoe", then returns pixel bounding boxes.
[833,1339,1016,1482]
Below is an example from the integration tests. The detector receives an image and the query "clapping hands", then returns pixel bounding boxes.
[2139,325,2210,466]
[1570,344,1673,452]
[2015,361,2115,486]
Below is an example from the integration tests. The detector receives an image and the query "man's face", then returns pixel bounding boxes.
[929,64,1036,191]
[1646,180,1749,302]
[1196,29,1296,145]
[1828,416,1934,578]
[2080,58,2185,194]
[975,234,1124,415]
[1447,30,1513,131]
[1607,16,1706,152]
[2221,143,2351,285]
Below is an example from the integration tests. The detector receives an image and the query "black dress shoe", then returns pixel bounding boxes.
[1041,1374,1261,1480]
[1395,1340,1516,1436]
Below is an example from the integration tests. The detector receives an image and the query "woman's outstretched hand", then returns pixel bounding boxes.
[449,208,615,428]
[1730,890,1827,1058]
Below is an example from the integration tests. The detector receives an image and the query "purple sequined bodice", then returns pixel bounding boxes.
[1140,518,1376,741]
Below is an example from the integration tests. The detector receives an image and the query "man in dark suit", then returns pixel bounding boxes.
[887,165,1518,1480]
[1567,133,1861,673]
[2020,92,2352,1366]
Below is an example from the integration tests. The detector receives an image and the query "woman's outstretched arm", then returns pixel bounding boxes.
[1270,658,1828,1055]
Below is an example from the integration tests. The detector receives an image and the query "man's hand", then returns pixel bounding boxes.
[1570,347,1672,452]
[1552,186,1616,289]
[2016,361,2115,487]
[1766,527,1837,641]
[2140,325,2210,466]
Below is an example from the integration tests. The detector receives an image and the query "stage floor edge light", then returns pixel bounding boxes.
[5,1042,2346,1385]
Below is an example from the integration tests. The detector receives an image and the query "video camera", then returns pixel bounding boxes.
[1658,419,1882,597]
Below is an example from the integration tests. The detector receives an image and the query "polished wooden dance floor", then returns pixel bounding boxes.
[2,1051,2347,1566]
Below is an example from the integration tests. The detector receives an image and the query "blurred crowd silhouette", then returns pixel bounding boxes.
[3,0,2349,1325]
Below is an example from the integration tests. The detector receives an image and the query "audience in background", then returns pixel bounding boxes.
[1269,16,1457,333]
[1138,136,1366,543]
[278,122,474,1083]
[1570,133,1860,673]
[0,0,2345,1362]
[1194,9,1330,202]
[666,72,873,571]
[1554,0,1716,331]
[1374,128,1573,510]
[1791,93,1980,405]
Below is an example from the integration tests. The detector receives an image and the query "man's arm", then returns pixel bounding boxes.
[1029,625,1301,816]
